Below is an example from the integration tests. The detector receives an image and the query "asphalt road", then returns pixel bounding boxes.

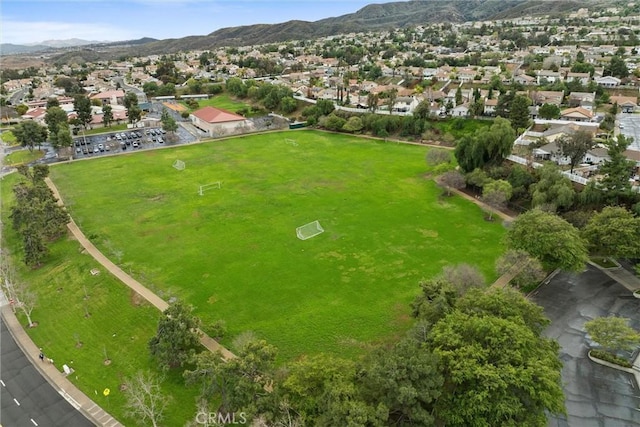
[530,266,640,427]
[0,318,94,427]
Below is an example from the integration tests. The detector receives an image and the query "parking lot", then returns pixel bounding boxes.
[71,125,197,159]
[617,114,640,152]
[530,266,640,427]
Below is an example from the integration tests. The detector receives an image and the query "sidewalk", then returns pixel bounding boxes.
[1,305,122,427]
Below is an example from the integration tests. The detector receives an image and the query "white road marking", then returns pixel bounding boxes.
[0,379,5,386]
[13,398,20,406]
[30,419,38,426]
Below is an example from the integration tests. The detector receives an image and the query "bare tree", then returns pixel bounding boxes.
[496,250,546,290]
[481,179,512,220]
[123,371,169,427]
[425,149,452,167]
[440,264,486,295]
[438,170,466,196]
[0,259,37,327]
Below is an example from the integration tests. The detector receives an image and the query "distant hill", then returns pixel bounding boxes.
[30,38,108,48]
[1,43,53,55]
[118,0,613,56]
[41,0,616,63]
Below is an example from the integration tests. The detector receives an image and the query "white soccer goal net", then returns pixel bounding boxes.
[198,182,221,195]
[173,159,185,170]
[285,138,298,146]
[296,220,324,240]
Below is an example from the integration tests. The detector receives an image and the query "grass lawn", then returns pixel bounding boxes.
[4,149,44,166]
[183,94,252,114]
[432,118,493,139]
[81,124,129,136]
[1,129,19,146]
[0,174,200,426]
[48,130,506,361]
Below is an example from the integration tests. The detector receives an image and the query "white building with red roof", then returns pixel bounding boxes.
[89,90,125,106]
[190,106,252,137]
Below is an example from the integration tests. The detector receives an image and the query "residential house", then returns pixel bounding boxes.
[567,92,596,110]
[190,106,252,137]
[530,90,564,106]
[565,72,591,85]
[451,103,470,117]
[484,98,498,115]
[610,95,638,113]
[560,107,594,122]
[89,90,125,106]
[514,74,536,85]
[583,147,609,165]
[595,76,621,88]
[537,70,561,85]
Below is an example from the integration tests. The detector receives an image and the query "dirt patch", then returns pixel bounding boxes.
[149,194,165,202]
[130,290,145,306]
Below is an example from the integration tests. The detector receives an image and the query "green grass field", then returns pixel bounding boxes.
[183,94,251,114]
[48,130,506,360]
[0,175,199,426]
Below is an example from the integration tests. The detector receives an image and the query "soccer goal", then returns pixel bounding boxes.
[285,138,298,146]
[198,182,221,195]
[173,159,186,170]
[296,220,324,240]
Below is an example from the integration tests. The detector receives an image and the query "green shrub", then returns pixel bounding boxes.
[590,349,632,368]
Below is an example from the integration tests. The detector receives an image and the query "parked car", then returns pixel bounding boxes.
[98,143,104,151]
[132,141,140,148]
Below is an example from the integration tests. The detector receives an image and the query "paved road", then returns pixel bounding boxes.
[0,318,94,427]
[530,266,640,427]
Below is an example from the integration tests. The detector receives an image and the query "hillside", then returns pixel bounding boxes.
[43,0,616,63]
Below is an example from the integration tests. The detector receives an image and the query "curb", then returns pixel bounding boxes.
[1,306,123,426]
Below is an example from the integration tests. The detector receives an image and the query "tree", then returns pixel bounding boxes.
[342,116,363,133]
[316,99,335,116]
[606,56,629,78]
[440,263,485,295]
[73,95,92,129]
[149,301,201,370]
[44,106,69,148]
[367,92,379,113]
[15,104,29,116]
[13,120,48,152]
[429,288,564,427]
[280,97,297,114]
[56,127,73,148]
[583,206,640,259]
[454,86,462,106]
[506,209,588,272]
[102,104,114,127]
[530,162,575,211]
[481,179,512,220]
[411,278,458,324]
[413,99,431,119]
[538,103,560,119]
[123,371,169,427]
[454,117,515,173]
[508,94,531,131]
[386,88,398,114]
[0,259,38,327]
[437,170,465,196]
[124,92,139,110]
[597,134,636,204]
[585,317,640,354]
[558,130,594,173]
[185,334,276,417]
[496,249,546,290]
[359,337,443,425]
[425,149,451,168]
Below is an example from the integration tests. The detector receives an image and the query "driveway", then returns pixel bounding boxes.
[530,266,640,427]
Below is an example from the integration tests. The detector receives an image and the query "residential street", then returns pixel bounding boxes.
[530,266,640,427]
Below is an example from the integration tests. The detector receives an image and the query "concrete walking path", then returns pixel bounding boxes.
[44,177,235,360]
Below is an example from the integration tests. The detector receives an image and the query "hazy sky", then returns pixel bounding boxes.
[1,0,398,45]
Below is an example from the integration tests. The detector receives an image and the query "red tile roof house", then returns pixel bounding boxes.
[190,106,253,137]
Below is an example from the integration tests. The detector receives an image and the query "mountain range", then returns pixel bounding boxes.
[2,0,617,62]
